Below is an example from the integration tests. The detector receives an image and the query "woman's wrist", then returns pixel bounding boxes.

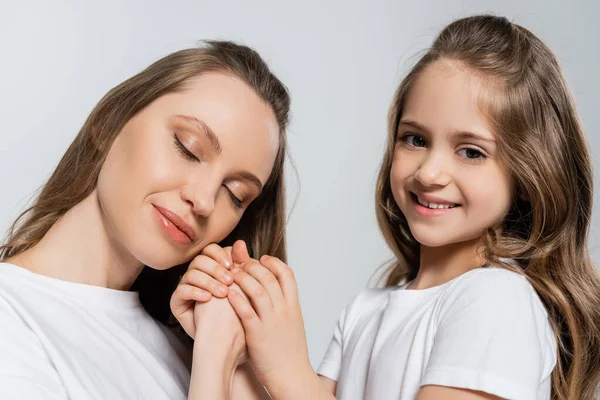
[188,338,242,399]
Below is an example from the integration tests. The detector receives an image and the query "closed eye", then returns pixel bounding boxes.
[225,186,244,209]
[173,133,199,162]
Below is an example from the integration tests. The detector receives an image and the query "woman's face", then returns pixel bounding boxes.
[96,72,280,270]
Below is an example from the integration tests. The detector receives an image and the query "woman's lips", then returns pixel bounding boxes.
[152,204,196,245]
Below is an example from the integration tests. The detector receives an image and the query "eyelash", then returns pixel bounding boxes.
[226,189,244,209]
[173,133,245,209]
[173,133,199,162]
[398,133,488,162]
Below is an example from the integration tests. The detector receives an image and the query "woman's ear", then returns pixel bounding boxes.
[518,185,530,202]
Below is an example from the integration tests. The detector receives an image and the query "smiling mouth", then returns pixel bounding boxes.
[411,193,460,209]
[152,204,197,245]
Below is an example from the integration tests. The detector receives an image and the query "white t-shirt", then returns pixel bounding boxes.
[0,263,192,399]
[318,267,557,400]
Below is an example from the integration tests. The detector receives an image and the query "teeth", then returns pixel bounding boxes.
[417,197,455,209]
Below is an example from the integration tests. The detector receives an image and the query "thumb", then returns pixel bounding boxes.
[231,240,250,265]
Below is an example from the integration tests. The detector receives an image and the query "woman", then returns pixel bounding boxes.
[0,40,289,399]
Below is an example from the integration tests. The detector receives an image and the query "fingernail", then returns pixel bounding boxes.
[222,272,232,284]
[224,259,232,268]
[231,267,241,274]
[218,285,228,295]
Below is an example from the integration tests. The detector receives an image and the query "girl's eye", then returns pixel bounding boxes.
[173,133,199,162]
[225,187,244,210]
[400,134,427,148]
[458,147,487,161]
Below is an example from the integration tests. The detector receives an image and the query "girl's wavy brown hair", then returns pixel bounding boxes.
[375,15,600,399]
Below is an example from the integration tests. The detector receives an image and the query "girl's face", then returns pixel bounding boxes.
[96,72,280,270]
[391,60,513,248]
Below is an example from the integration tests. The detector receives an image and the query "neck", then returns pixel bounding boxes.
[7,190,143,290]
[408,237,485,290]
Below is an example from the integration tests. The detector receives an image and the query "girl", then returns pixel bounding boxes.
[184,15,600,400]
[0,41,289,399]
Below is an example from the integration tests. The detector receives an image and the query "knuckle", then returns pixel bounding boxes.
[263,273,278,286]
[251,286,267,298]
[283,266,295,279]
[187,269,206,283]
[190,255,209,268]
[200,243,218,256]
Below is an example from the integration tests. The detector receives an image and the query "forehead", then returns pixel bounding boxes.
[168,72,280,181]
[402,60,496,141]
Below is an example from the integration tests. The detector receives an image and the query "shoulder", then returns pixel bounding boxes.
[425,267,557,396]
[441,266,544,315]
[436,266,556,368]
[334,287,392,332]
[347,287,392,315]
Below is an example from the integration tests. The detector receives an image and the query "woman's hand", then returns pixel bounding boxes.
[185,241,254,400]
[227,256,321,399]
[192,293,247,363]
[188,286,248,400]
[170,241,250,338]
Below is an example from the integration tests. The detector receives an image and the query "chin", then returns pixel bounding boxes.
[129,239,192,271]
[410,227,484,249]
[408,227,457,248]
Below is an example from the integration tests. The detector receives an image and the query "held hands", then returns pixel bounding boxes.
[227,254,312,391]
[170,241,249,338]
[170,241,251,369]
[171,241,316,396]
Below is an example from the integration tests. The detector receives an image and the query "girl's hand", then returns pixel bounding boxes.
[228,256,317,397]
[170,241,250,338]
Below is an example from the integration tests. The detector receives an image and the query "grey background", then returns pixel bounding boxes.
[1,0,598,366]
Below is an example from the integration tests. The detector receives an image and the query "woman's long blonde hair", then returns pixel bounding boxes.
[376,15,600,399]
[0,40,291,326]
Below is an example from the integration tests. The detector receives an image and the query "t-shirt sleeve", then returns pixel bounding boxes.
[421,269,557,400]
[317,304,349,382]
[0,299,68,399]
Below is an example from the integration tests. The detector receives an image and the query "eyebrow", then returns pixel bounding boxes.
[398,119,496,143]
[176,114,222,154]
[175,114,264,192]
[237,172,264,192]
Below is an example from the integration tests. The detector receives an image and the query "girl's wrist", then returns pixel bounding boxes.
[262,363,323,400]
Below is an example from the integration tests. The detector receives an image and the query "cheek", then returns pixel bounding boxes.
[460,169,512,219]
[110,128,184,198]
[390,153,402,187]
[203,203,244,244]
[390,152,413,193]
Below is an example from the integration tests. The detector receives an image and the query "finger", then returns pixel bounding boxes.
[259,255,298,300]
[231,267,273,318]
[200,243,233,269]
[231,240,251,266]
[241,260,285,306]
[170,284,211,313]
[227,288,260,331]
[189,255,233,286]
[182,269,229,298]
